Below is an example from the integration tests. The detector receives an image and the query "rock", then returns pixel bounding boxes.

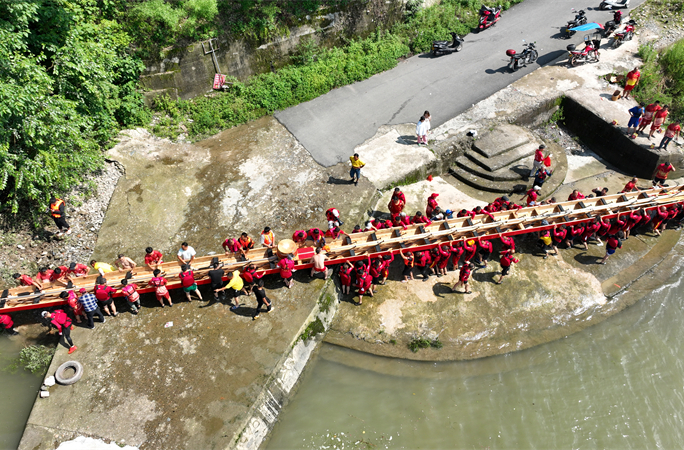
[44,375,55,386]
[17,244,25,250]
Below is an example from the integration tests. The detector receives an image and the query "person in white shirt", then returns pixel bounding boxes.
[416,115,427,145]
[177,242,196,267]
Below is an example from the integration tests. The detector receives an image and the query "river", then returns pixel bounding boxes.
[265,266,684,449]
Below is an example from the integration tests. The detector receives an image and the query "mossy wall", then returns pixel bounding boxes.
[140,0,407,104]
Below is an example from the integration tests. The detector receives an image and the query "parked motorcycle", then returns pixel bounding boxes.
[565,10,587,39]
[478,4,502,31]
[432,32,464,56]
[603,10,623,36]
[506,42,538,72]
[567,39,601,66]
[612,20,636,47]
[599,0,630,10]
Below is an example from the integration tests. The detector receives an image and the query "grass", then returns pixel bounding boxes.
[300,317,325,341]
[632,39,684,121]
[408,337,443,352]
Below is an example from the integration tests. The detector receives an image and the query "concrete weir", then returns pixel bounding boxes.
[19,35,684,449]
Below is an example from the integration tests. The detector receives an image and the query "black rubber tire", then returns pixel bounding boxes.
[526,50,538,64]
[55,360,83,385]
[455,42,463,52]
[570,56,580,67]
[508,60,518,72]
[612,37,622,48]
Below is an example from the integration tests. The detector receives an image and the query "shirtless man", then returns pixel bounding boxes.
[310,247,329,279]
[114,254,137,271]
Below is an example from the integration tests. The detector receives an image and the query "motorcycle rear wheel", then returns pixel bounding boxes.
[509,60,519,72]
[612,37,623,48]
[570,56,581,67]
[455,42,463,52]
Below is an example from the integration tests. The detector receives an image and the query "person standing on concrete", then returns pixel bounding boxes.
[551,224,569,254]
[388,196,405,220]
[651,206,669,236]
[414,250,431,281]
[637,101,661,134]
[416,115,427,146]
[0,314,18,335]
[399,249,415,282]
[649,105,669,140]
[325,208,343,229]
[521,185,541,206]
[529,145,545,178]
[278,254,296,289]
[48,196,71,236]
[78,288,105,328]
[626,103,645,136]
[538,229,553,259]
[452,261,473,294]
[426,193,439,217]
[424,110,432,136]
[93,277,118,316]
[476,237,493,268]
[310,247,329,279]
[215,270,246,310]
[42,310,76,354]
[260,227,276,249]
[534,167,553,188]
[393,187,406,204]
[338,261,354,294]
[496,252,519,284]
[208,261,226,303]
[176,242,196,268]
[622,67,640,100]
[120,279,141,314]
[349,153,365,186]
[144,247,164,271]
[222,238,242,255]
[252,279,272,320]
[178,264,203,302]
[149,269,172,308]
[66,261,89,278]
[599,232,623,264]
[59,290,86,324]
[659,121,681,150]
[652,161,676,187]
[114,254,137,272]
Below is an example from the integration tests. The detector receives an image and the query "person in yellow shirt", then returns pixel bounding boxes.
[215,270,247,310]
[349,153,365,186]
[90,260,115,277]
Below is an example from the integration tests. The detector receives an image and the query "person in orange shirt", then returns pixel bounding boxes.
[259,227,276,249]
[622,67,640,100]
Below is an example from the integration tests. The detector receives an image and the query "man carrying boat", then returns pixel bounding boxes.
[12,273,43,290]
[144,247,164,271]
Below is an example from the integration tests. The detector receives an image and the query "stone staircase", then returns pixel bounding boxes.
[449,124,542,194]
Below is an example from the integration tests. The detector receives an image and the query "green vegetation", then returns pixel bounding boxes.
[7,345,54,375]
[634,39,684,121]
[408,337,443,352]
[0,0,148,217]
[300,317,325,341]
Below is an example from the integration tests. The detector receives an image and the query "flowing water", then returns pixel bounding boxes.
[266,266,684,449]
[0,338,45,450]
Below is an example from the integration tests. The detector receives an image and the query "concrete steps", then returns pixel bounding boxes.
[455,154,532,182]
[449,166,529,193]
[466,142,538,172]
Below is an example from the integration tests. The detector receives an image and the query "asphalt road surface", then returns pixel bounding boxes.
[275,0,645,167]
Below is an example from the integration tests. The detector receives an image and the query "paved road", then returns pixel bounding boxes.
[275,0,644,167]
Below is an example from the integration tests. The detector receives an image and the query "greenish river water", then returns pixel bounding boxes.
[266,267,684,449]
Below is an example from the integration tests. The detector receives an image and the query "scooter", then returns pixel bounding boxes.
[432,32,464,56]
[567,38,601,66]
[506,42,538,72]
[565,10,587,39]
[599,0,630,10]
[478,5,502,31]
[612,20,636,47]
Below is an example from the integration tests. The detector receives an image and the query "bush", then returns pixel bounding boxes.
[7,345,55,375]
[634,39,684,121]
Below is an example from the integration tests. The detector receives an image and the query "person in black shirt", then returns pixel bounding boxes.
[208,262,225,303]
[252,279,272,320]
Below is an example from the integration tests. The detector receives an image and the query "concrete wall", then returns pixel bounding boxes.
[140,0,409,104]
[563,94,684,178]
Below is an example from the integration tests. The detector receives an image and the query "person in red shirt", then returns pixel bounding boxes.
[306,228,326,247]
[12,273,43,290]
[392,188,406,204]
[351,225,362,234]
[222,238,242,255]
[144,247,164,271]
[120,279,141,314]
[624,209,643,238]
[354,258,373,305]
[500,235,516,255]
[325,226,347,240]
[278,255,295,289]
[496,253,520,284]
[568,223,585,248]
[49,266,69,285]
[426,193,439,217]
[521,186,541,206]
[391,215,408,230]
[434,244,450,276]
[620,177,639,193]
[659,121,681,149]
[414,251,431,281]
[59,290,86,323]
[651,206,669,236]
[452,261,473,294]
[178,264,203,302]
[599,232,623,264]
[35,267,54,285]
[240,263,264,295]
[652,162,676,187]
[0,314,18,335]
[649,105,669,139]
[149,269,172,307]
[622,67,640,99]
[388,196,405,219]
[42,310,76,354]
[568,189,585,201]
[94,277,118,316]
[596,215,611,242]
[325,208,343,228]
[581,219,601,250]
[476,237,493,268]
[551,224,569,255]
[412,211,432,226]
[369,257,384,291]
[463,240,477,263]
[637,101,661,134]
[292,230,307,243]
[338,261,353,295]
[449,241,464,270]
[67,261,90,278]
[608,214,626,236]
[529,144,546,177]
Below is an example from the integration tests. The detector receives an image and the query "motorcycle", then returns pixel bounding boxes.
[565,10,587,39]
[478,5,502,31]
[567,38,601,66]
[599,0,630,10]
[612,20,636,47]
[602,10,623,36]
[506,42,538,72]
[432,32,464,56]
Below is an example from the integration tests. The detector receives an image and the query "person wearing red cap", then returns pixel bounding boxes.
[426,193,439,217]
[66,262,89,278]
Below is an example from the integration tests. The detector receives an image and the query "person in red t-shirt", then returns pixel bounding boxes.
[426,193,439,217]
[388,196,405,219]
[637,101,661,134]
[521,186,541,206]
[600,231,624,265]
[651,206,669,236]
[496,253,520,285]
[476,237,493,268]
[222,238,242,255]
[659,121,681,150]
[12,273,43,290]
[292,230,307,243]
[551,224,569,255]
[49,266,69,285]
[620,177,639,193]
[649,106,670,139]
[149,269,172,307]
[278,255,295,289]
[529,144,546,177]
[568,189,585,201]
[93,277,118,316]
[67,262,90,278]
[42,310,76,354]
[144,247,164,271]
[622,67,640,99]
[0,314,18,335]
[35,267,54,285]
[178,264,203,302]
[652,162,676,187]
[452,261,473,294]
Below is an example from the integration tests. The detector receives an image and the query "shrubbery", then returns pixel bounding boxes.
[635,39,684,120]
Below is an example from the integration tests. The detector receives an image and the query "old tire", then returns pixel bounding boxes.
[55,361,83,385]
